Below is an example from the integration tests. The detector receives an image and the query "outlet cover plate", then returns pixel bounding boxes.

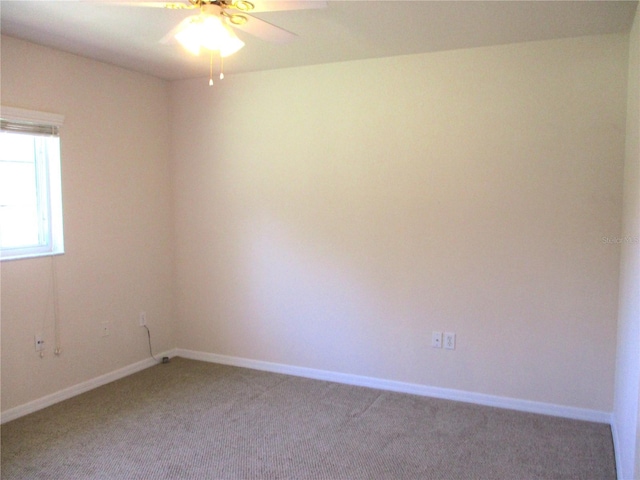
[432,331,442,348]
[35,334,45,352]
[444,332,456,350]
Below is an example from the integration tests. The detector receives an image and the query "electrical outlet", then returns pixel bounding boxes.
[431,331,442,348]
[35,334,45,352]
[444,332,456,350]
[139,312,146,327]
[101,322,110,337]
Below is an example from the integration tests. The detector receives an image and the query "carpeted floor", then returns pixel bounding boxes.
[1,357,616,479]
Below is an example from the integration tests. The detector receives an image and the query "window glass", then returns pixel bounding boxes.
[0,107,64,261]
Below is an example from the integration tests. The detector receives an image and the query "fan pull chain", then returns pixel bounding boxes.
[209,51,225,86]
[209,51,214,86]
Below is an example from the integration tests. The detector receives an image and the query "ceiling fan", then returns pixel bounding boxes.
[130,0,326,84]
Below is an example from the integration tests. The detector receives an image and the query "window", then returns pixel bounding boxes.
[0,107,64,261]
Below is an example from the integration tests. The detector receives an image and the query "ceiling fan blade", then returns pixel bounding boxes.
[118,1,195,9]
[244,1,327,13]
[119,0,326,10]
[229,14,296,43]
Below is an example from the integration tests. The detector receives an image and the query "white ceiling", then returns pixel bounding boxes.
[1,0,638,81]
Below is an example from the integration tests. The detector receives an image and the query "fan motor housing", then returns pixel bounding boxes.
[190,0,255,11]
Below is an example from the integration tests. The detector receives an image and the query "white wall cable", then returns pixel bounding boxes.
[51,255,62,355]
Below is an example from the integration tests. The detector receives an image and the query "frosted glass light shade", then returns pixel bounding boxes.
[175,14,245,57]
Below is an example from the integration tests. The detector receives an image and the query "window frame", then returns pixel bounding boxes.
[0,106,65,261]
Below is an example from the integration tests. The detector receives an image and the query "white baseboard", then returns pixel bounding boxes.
[2,348,613,428]
[1,349,176,424]
[175,348,613,425]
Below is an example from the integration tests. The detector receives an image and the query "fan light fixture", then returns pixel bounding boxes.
[175,8,244,57]
[174,4,245,84]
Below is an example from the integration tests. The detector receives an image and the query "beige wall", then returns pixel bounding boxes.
[0,31,629,418]
[0,36,174,411]
[613,6,640,480]
[171,33,627,412]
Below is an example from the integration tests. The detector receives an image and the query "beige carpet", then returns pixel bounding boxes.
[1,357,616,479]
